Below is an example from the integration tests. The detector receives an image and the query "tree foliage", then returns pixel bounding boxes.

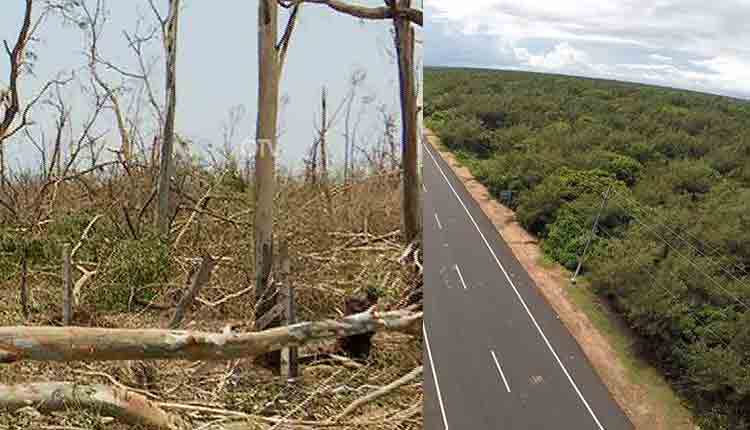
[426,67,750,429]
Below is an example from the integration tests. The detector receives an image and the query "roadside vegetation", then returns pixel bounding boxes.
[426,67,750,430]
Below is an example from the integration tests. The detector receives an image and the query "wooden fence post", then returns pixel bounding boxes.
[19,249,29,320]
[278,242,298,381]
[62,243,72,326]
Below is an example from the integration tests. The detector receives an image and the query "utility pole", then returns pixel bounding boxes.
[571,185,612,285]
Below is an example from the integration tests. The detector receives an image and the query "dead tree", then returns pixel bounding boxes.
[0,0,34,190]
[278,0,423,242]
[79,0,132,164]
[0,383,186,429]
[0,308,422,363]
[380,104,398,171]
[342,69,366,181]
[319,86,329,186]
[391,0,421,243]
[153,0,182,235]
[253,1,301,354]
[304,139,319,184]
[304,86,332,185]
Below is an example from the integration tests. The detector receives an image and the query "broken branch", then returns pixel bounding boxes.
[0,382,187,429]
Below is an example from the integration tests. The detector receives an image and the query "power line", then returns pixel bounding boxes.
[611,188,741,266]
[609,188,750,295]
[607,195,750,313]
[572,185,612,284]
[565,208,736,351]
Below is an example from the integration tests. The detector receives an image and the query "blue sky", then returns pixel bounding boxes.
[425,0,750,100]
[1,1,412,172]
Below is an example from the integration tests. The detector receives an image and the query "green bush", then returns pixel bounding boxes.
[434,114,495,156]
[542,206,590,270]
[90,235,170,312]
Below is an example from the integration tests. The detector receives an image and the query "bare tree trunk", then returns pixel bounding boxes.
[62,243,73,326]
[306,139,319,184]
[319,86,329,186]
[156,0,181,235]
[0,0,33,190]
[0,308,422,364]
[0,144,5,191]
[254,2,300,369]
[343,86,353,181]
[386,112,397,171]
[19,250,29,320]
[393,0,421,244]
[254,0,282,347]
[0,383,187,429]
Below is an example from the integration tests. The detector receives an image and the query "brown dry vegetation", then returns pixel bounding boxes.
[0,164,423,429]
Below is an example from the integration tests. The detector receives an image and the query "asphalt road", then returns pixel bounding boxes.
[421,135,633,430]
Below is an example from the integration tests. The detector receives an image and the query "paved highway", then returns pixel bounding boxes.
[421,134,633,430]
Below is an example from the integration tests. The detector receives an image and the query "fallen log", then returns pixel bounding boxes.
[0,382,187,429]
[0,308,421,364]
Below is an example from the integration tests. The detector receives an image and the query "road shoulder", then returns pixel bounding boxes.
[424,129,695,430]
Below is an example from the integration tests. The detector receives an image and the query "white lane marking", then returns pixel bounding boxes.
[423,323,450,430]
[435,212,443,230]
[423,142,607,430]
[454,264,468,290]
[490,349,512,393]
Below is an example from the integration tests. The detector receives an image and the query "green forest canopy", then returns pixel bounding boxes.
[425,67,750,430]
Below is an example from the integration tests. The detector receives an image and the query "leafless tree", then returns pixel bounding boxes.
[78,0,132,165]
[151,0,182,235]
[254,0,301,354]
[277,0,423,243]
[391,0,421,243]
[343,68,366,181]
[0,0,54,190]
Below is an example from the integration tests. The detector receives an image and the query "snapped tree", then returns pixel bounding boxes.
[154,0,182,235]
[253,0,301,366]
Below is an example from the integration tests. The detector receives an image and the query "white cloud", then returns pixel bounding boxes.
[649,54,673,62]
[426,0,750,98]
[515,42,593,71]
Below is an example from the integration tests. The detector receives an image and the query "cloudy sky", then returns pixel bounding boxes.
[1,1,404,171]
[425,0,750,99]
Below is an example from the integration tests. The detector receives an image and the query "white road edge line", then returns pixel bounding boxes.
[423,323,450,430]
[490,349,512,393]
[454,264,468,290]
[423,141,607,430]
[435,212,443,230]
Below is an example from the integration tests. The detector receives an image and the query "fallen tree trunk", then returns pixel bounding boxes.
[0,308,421,364]
[0,382,187,429]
